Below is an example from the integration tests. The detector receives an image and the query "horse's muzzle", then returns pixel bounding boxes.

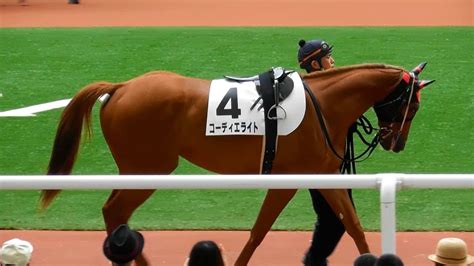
[390,132,406,153]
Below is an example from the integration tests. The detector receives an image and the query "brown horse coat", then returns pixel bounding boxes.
[42,64,412,266]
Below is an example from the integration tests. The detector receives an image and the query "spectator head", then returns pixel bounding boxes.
[0,238,34,266]
[186,240,225,266]
[103,224,144,265]
[428,237,473,265]
[354,253,378,266]
[375,253,404,266]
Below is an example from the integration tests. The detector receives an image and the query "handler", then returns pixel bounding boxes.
[297,38,355,266]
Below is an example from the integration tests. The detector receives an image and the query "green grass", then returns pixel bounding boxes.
[0,27,473,231]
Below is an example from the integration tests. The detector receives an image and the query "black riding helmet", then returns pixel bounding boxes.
[297,39,333,73]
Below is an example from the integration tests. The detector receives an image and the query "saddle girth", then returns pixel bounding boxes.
[258,68,293,174]
[258,71,278,174]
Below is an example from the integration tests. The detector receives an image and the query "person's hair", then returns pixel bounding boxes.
[301,61,315,73]
[187,240,224,266]
[375,253,404,266]
[354,253,378,265]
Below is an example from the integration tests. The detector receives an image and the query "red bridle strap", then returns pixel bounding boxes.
[398,72,416,133]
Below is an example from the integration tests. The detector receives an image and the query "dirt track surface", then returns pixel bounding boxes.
[0,0,473,27]
[1,0,473,265]
[2,230,473,265]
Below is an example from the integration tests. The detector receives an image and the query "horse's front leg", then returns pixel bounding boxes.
[235,189,297,266]
[318,189,370,254]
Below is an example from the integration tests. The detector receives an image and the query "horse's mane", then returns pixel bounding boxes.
[302,63,404,80]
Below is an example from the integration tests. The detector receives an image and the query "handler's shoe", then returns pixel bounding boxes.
[302,250,328,266]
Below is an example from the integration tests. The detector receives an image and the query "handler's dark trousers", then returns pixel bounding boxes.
[303,189,355,266]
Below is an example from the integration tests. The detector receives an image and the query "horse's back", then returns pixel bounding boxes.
[101,71,208,127]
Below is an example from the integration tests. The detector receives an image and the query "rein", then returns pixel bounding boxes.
[303,83,379,172]
[340,116,380,174]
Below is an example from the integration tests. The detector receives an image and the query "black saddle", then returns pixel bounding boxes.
[225,67,295,110]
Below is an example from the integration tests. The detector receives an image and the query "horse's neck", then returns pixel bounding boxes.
[308,68,400,136]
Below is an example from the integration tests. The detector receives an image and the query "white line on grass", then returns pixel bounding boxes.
[0,99,71,117]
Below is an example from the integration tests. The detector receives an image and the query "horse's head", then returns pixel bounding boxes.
[374,62,435,152]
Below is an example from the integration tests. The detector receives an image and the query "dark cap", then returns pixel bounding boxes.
[103,224,144,264]
[354,253,378,266]
[297,39,333,67]
[375,253,404,266]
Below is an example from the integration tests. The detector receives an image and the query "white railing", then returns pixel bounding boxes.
[0,173,472,254]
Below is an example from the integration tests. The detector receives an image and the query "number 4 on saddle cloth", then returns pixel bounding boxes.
[206,67,306,136]
[206,67,306,174]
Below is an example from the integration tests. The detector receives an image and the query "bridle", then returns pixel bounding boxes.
[303,71,417,171]
[374,72,417,139]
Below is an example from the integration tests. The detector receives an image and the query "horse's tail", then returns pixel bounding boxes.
[40,81,124,210]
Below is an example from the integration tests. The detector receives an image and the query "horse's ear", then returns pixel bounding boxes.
[411,62,427,76]
[417,79,435,89]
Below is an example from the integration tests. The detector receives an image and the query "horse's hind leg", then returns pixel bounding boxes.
[102,189,157,266]
[102,157,177,232]
[101,152,178,265]
[102,189,156,234]
[101,130,179,233]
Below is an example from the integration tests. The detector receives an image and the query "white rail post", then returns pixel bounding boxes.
[378,174,402,254]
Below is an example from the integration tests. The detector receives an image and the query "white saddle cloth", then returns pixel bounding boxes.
[206,71,306,136]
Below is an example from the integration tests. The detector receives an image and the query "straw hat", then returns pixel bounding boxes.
[0,238,34,266]
[428,238,473,265]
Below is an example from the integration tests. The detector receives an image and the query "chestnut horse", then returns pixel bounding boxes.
[40,63,433,265]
